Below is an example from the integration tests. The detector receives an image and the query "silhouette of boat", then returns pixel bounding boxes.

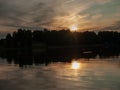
[82,51,93,54]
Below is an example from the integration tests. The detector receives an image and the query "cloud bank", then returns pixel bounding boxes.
[0,0,120,33]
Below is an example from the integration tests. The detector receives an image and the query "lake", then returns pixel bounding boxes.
[0,50,120,90]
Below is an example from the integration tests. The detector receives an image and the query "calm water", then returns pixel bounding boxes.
[0,55,120,90]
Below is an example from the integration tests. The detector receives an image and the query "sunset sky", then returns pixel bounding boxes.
[0,0,120,37]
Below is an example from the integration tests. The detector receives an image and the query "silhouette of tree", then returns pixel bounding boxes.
[6,33,13,48]
[0,28,119,49]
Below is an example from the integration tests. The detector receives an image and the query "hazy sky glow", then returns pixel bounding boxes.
[0,0,120,35]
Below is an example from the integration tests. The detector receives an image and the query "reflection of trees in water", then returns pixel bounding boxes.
[0,48,120,68]
[0,50,33,68]
[0,29,119,68]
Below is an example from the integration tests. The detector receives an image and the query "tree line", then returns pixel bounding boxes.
[0,28,120,49]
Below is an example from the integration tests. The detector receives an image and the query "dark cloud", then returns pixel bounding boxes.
[104,21,120,31]
[91,21,120,31]
[0,0,55,27]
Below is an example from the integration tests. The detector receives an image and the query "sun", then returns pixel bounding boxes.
[70,25,78,32]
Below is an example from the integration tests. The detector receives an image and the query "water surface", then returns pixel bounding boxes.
[0,56,120,90]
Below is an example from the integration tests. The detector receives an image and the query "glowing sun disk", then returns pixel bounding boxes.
[70,25,78,32]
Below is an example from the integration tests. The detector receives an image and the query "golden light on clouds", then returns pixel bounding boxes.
[0,0,119,33]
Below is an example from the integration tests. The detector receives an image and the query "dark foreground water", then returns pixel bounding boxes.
[0,54,120,90]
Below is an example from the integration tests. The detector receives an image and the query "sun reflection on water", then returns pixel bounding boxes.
[71,61,81,70]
